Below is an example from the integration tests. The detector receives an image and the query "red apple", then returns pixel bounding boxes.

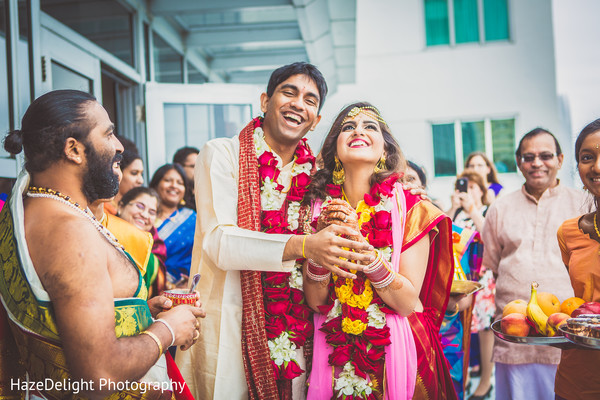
[501,313,531,337]
[571,302,600,317]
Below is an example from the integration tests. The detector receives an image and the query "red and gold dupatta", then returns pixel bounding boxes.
[401,191,457,400]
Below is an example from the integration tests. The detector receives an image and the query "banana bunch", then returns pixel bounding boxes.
[526,281,548,336]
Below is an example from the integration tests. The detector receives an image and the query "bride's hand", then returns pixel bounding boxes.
[318,199,359,234]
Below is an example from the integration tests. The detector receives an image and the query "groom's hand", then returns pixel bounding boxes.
[304,225,375,280]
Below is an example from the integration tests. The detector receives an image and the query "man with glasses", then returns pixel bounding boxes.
[481,128,586,399]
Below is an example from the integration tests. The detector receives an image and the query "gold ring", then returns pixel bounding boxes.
[193,330,200,341]
[195,320,200,329]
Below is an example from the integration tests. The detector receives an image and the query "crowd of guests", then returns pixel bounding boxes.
[104,141,200,294]
[0,61,598,400]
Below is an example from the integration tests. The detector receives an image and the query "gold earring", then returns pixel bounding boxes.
[374,154,386,173]
[332,156,345,185]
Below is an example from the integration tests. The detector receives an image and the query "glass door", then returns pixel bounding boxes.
[144,82,262,175]
[40,25,101,97]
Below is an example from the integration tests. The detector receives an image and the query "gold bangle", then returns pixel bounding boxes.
[302,235,308,259]
[447,303,460,317]
[141,330,163,359]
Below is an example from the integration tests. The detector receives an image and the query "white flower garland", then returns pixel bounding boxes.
[254,125,312,370]
[334,363,373,398]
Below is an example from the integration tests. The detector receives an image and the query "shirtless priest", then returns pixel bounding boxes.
[0,89,205,399]
[176,62,375,399]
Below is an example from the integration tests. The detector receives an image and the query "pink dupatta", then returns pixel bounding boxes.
[307,184,417,399]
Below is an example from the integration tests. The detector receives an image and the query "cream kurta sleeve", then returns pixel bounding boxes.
[195,136,295,272]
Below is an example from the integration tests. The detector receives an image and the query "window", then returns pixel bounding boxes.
[163,104,251,160]
[424,0,450,46]
[1,0,30,160]
[0,0,9,159]
[424,0,509,46]
[432,123,456,176]
[491,118,516,172]
[432,117,516,176]
[187,62,207,84]
[41,0,135,66]
[153,33,183,83]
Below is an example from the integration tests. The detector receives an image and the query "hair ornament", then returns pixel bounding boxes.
[341,106,388,127]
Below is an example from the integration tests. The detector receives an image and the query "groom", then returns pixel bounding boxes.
[177,62,375,399]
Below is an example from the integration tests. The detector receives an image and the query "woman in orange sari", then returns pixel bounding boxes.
[304,102,456,399]
[555,118,600,400]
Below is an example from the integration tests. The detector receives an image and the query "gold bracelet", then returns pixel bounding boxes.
[447,303,460,317]
[302,235,308,259]
[141,330,163,359]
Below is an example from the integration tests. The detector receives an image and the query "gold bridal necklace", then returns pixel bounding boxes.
[26,186,125,251]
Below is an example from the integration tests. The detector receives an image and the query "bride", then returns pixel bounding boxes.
[303,102,457,400]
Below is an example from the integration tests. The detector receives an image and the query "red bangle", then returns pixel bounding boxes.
[365,254,396,289]
[307,259,331,282]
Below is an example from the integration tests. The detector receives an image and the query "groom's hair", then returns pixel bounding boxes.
[266,62,328,114]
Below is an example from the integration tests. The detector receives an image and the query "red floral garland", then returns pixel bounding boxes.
[254,117,315,380]
[318,174,399,399]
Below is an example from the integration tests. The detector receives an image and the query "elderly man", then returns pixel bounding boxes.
[482,128,586,400]
[177,62,375,400]
[0,90,204,399]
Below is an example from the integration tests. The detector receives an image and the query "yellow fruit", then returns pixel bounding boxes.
[527,282,549,336]
[537,291,561,317]
[503,299,528,318]
[561,297,586,316]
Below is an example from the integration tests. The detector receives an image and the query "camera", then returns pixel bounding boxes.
[456,178,468,193]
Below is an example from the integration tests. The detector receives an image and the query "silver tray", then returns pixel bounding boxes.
[559,325,600,350]
[491,320,568,345]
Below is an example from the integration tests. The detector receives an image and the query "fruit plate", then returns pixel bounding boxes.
[450,280,484,296]
[491,320,568,345]
[559,326,600,349]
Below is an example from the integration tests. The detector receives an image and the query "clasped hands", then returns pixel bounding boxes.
[304,199,376,280]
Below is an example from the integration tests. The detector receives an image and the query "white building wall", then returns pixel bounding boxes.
[311,0,568,209]
[553,0,600,191]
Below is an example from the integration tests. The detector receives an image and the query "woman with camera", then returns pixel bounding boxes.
[447,170,495,400]
[447,170,489,232]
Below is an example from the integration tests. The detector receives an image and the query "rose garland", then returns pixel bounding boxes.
[318,175,399,399]
[253,117,314,380]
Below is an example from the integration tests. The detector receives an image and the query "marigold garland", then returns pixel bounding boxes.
[318,174,399,399]
[253,117,315,381]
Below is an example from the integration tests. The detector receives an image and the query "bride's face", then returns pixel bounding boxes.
[336,111,385,168]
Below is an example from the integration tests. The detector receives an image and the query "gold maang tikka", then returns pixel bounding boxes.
[341,106,388,127]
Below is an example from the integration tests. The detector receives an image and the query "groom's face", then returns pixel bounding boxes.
[260,74,322,147]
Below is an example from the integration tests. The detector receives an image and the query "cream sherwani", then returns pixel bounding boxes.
[176,136,304,399]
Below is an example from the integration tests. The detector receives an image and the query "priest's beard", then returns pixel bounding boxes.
[81,143,122,203]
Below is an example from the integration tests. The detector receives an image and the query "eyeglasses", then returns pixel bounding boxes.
[520,152,557,163]
[128,201,157,217]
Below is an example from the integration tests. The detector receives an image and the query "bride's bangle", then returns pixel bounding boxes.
[365,256,396,289]
[307,259,331,282]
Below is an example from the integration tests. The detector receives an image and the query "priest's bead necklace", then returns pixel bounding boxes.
[26,186,125,251]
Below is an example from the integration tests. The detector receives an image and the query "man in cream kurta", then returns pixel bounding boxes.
[176,63,375,399]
